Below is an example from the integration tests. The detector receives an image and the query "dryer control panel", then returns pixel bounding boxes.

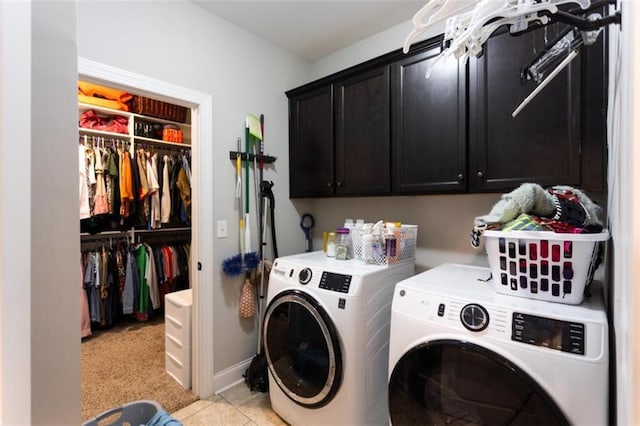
[512,312,585,355]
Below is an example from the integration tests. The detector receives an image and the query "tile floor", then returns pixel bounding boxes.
[171,381,287,425]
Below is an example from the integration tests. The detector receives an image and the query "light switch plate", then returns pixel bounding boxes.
[216,220,228,238]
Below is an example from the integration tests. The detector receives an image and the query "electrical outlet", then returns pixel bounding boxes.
[216,220,228,238]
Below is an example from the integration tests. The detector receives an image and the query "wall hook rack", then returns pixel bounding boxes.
[229,151,277,164]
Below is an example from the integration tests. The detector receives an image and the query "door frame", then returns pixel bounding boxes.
[78,58,215,397]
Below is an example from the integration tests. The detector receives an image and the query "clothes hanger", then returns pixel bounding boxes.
[403,0,477,53]
[405,0,593,60]
[512,48,578,117]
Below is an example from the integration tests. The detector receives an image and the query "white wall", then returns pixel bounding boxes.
[76,0,310,386]
[0,1,79,424]
[608,1,640,424]
[310,18,445,80]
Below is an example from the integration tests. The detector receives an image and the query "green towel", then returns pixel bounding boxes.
[501,213,547,231]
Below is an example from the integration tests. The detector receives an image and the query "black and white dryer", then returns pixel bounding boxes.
[388,263,608,425]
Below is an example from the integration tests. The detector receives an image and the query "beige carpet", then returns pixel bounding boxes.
[81,316,199,421]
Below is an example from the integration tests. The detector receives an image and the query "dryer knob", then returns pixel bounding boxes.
[460,303,489,332]
[299,268,312,285]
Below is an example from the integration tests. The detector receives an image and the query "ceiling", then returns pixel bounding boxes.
[193,1,426,61]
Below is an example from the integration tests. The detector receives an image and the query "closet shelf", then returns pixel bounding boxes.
[79,102,131,118]
[79,101,192,146]
[79,102,190,129]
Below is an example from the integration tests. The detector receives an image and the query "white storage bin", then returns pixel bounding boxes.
[165,289,192,389]
[484,230,609,305]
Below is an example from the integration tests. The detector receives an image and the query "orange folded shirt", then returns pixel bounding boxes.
[78,81,132,111]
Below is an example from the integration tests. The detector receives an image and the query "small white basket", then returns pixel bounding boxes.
[484,229,609,305]
[352,224,418,265]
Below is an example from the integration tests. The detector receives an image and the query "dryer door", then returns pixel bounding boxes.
[388,340,570,425]
[263,290,342,408]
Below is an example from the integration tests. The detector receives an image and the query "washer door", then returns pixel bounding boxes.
[388,340,570,425]
[263,290,342,408]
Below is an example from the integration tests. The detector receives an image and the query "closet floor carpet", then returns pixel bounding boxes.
[81,315,198,421]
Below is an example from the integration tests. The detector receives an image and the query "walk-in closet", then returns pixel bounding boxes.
[78,79,199,420]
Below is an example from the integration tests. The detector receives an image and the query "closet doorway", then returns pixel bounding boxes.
[78,58,214,412]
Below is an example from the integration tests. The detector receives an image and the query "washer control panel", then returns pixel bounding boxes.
[319,271,352,293]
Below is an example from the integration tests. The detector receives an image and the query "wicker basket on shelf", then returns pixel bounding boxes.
[131,95,188,123]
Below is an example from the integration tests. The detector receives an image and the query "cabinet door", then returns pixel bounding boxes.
[580,29,607,192]
[391,45,467,193]
[469,26,581,192]
[289,86,334,198]
[335,66,390,195]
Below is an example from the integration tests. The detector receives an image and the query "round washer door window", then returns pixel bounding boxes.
[263,290,342,408]
[388,340,570,425]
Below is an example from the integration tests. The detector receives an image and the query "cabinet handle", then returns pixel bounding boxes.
[457,173,464,182]
[336,181,343,187]
[327,182,333,188]
[477,171,485,179]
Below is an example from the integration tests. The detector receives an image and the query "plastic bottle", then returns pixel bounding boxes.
[335,227,351,260]
[372,221,385,261]
[326,232,336,257]
[361,223,374,262]
[343,219,356,259]
[385,222,397,257]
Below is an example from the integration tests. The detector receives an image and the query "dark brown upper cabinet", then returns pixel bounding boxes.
[288,86,333,198]
[468,25,581,192]
[391,43,467,193]
[335,66,390,196]
[287,29,606,198]
[288,66,391,198]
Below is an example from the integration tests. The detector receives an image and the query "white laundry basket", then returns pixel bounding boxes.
[484,229,609,305]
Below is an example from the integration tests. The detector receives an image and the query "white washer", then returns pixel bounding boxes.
[263,251,415,426]
[388,263,608,426]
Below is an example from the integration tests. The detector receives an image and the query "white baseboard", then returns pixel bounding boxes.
[212,357,253,394]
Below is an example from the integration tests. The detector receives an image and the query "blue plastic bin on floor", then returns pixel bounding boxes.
[82,400,163,426]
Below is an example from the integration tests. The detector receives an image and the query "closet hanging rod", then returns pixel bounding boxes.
[81,227,190,239]
[78,134,130,145]
[141,146,191,155]
[81,229,133,240]
[134,227,191,235]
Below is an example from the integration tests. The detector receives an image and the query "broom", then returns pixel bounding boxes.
[243,115,261,270]
[222,138,246,276]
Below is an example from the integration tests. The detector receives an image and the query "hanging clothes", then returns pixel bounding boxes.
[81,239,190,332]
[79,145,91,220]
[161,155,172,223]
[119,147,134,219]
[147,152,161,229]
[81,262,92,338]
[93,146,109,215]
